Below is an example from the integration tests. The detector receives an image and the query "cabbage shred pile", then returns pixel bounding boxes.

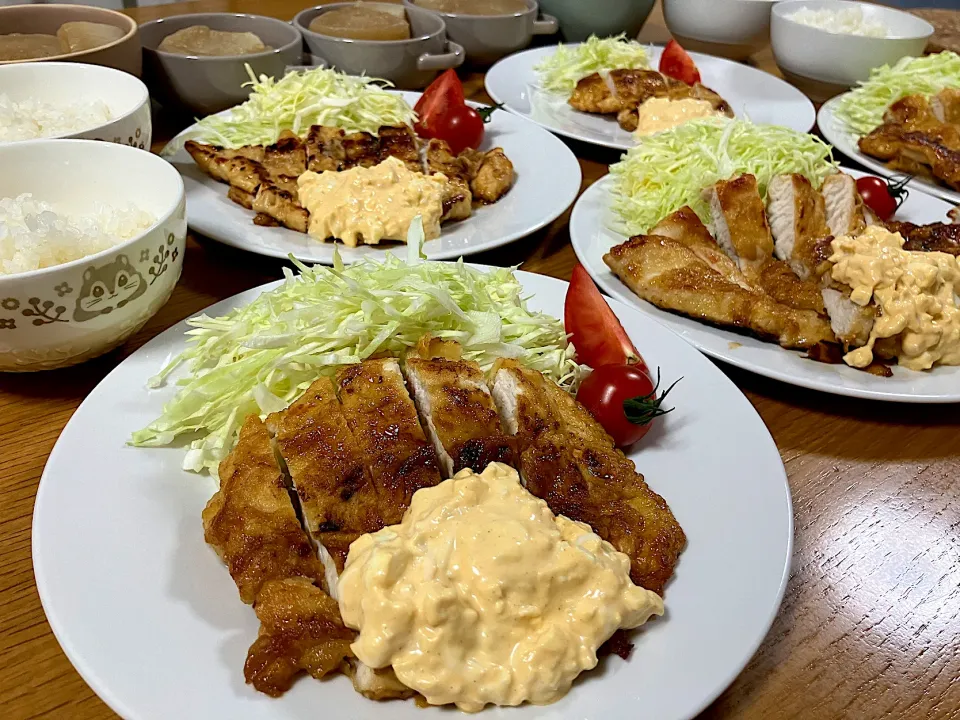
[609,118,838,235]
[534,34,650,95]
[185,65,417,148]
[834,51,960,136]
[131,247,580,476]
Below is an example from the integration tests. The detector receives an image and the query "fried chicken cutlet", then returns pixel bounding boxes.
[405,343,514,478]
[703,174,825,314]
[202,416,326,604]
[185,125,514,235]
[271,378,384,579]
[335,358,442,525]
[490,360,685,596]
[204,417,356,697]
[568,68,734,132]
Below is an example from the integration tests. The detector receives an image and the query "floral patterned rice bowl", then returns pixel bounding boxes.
[0,139,185,371]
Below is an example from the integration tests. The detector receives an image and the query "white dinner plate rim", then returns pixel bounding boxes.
[570,173,960,403]
[33,268,793,720]
[161,92,583,264]
[485,44,817,152]
[818,96,960,206]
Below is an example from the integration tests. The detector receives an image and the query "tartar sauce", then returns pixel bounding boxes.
[337,463,663,712]
[297,156,446,247]
[830,226,960,371]
[633,97,720,137]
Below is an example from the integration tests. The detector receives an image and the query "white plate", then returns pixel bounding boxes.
[571,171,960,403]
[34,270,792,720]
[819,96,960,206]
[485,45,817,152]
[160,91,582,264]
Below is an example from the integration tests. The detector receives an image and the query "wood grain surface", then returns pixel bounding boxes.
[2,2,959,719]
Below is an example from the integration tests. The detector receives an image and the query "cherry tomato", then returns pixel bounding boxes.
[414,69,465,137]
[659,40,701,85]
[856,175,909,221]
[423,103,486,155]
[576,364,679,447]
[565,264,643,370]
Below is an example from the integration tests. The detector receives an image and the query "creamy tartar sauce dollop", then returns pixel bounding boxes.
[297,156,446,247]
[633,97,721,137]
[337,463,663,712]
[831,226,960,371]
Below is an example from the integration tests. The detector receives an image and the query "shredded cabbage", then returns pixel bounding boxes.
[130,226,581,476]
[534,34,650,95]
[184,65,417,149]
[834,52,960,136]
[609,117,837,235]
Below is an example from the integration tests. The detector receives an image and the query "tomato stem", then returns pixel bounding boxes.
[622,369,681,426]
[477,103,503,124]
[887,173,911,211]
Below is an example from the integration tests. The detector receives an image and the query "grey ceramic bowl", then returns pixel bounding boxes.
[536,0,655,41]
[403,0,557,65]
[294,3,464,90]
[140,13,304,116]
[0,4,141,76]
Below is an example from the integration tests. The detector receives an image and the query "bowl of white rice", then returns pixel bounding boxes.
[0,61,150,148]
[0,138,185,371]
[772,0,933,98]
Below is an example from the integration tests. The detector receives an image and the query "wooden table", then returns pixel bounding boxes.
[3,2,959,719]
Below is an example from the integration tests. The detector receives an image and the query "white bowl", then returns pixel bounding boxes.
[0,61,151,148]
[772,0,933,100]
[0,139,186,371]
[663,0,780,60]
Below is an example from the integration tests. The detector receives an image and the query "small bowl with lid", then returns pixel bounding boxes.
[140,13,304,116]
[771,0,934,100]
[293,2,464,89]
[404,0,558,65]
[0,3,141,75]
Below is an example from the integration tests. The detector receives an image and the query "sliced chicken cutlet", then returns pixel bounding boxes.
[202,416,325,605]
[649,206,753,289]
[604,234,835,349]
[244,577,355,697]
[272,377,384,577]
[336,359,442,525]
[703,174,775,265]
[704,174,825,314]
[767,173,833,280]
[491,360,685,596]
[821,173,865,238]
[569,68,733,132]
[405,350,514,478]
[342,661,415,701]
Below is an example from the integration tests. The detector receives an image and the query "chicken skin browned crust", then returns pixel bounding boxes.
[244,577,356,697]
[202,415,326,605]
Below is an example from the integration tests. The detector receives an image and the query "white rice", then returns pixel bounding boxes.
[786,7,889,38]
[0,94,114,142]
[0,194,155,276]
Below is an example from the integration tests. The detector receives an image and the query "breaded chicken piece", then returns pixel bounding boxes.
[821,173,865,238]
[201,416,325,605]
[491,360,686,596]
[336,359,442,525]
[767,174,833,280]
[933,87,960,126]
[604,234,835,349]
[470,147,514,204]
[569,68,733,132]
[405,351,514,478]
[244,577,355,697]
[252,184,309,233]
[704,174,775,265]
[343,661,415,701]
[650,207,754,289]
[705,175,825,314]
[272,378,384,576]
[887,220,960,255]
